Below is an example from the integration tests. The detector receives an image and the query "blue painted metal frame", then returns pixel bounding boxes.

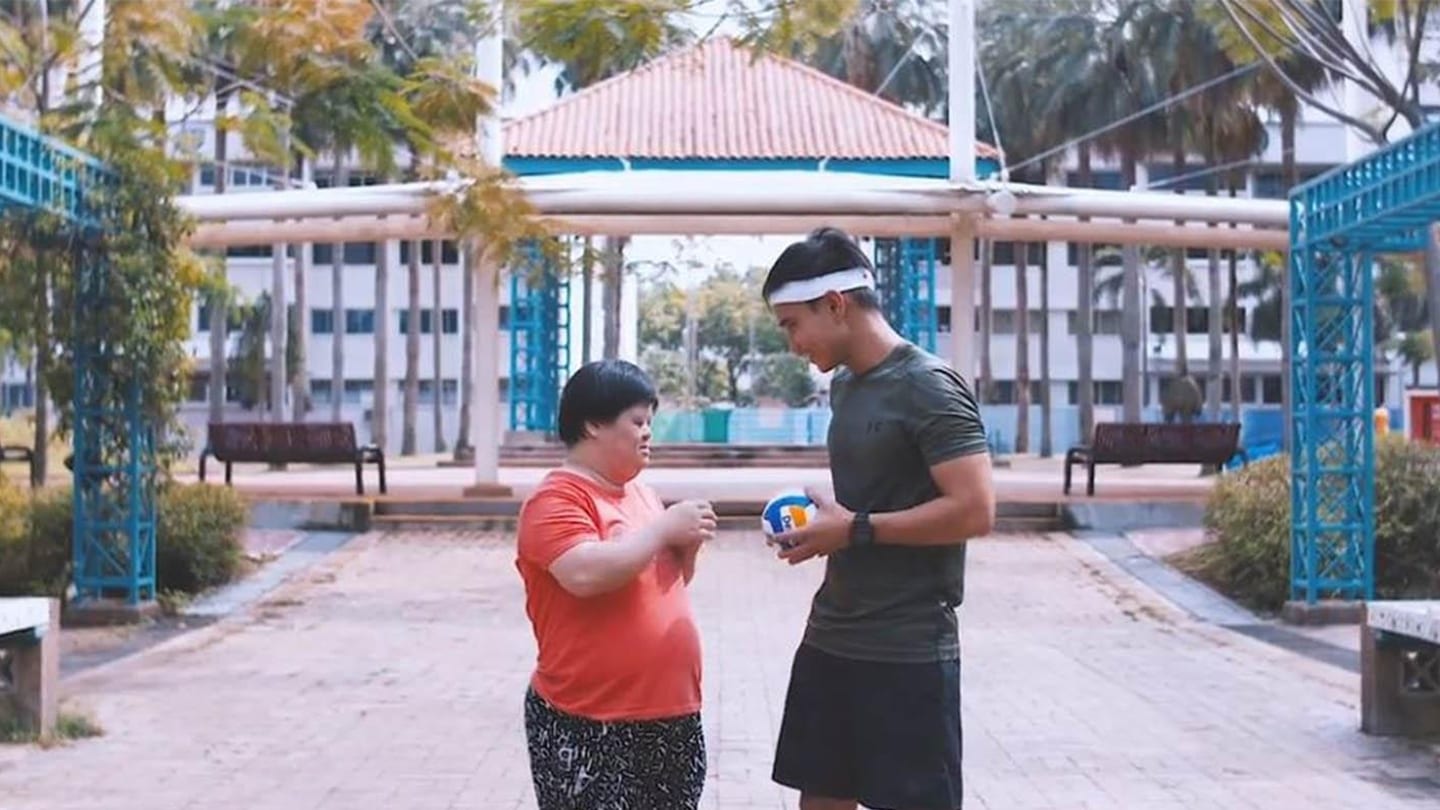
[507,240,571,434]
[0,112,154,606]
[872,237,939,352]
[503,155,1002,180]
[1286,122,1440,603]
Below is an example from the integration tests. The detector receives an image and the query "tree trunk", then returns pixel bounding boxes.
[979,239,994,404]
[270,243,288,421]
[31,261,48,488]
[1281,102,1297,453]
[208,88,233,427]
[402,240,421,455]
[602,235,628,360]
[432,240,446,453]
[455,241,475,458]
[1229,245,1242,423]
[1121,153,1142,422]
[1425,227,1440,393]
[330,153,348,422]
[1207,176,1223,419]
[292,158,311,422]
[581,236,594,363]
[1076,146,1095,440]
[373,238,392,452]
[1171,144,1189,376]
[1039,236,1052,458]
[1015,242,1030,454]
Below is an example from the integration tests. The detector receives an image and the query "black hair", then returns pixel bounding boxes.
[556,359,659,447]
[761,226,882,311]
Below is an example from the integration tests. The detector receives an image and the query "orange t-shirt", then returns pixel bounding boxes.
[515,469,702,722]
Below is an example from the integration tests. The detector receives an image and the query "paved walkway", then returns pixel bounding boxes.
[2,532,1436,809]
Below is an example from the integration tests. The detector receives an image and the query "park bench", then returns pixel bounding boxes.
[0,597,58,738]
[0,444,34,480]
[1063,422,1246,496]
[1361,601,1440,737]
[199,422,386,495]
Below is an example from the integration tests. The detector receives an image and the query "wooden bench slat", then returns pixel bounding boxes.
[1064,422,1245,495]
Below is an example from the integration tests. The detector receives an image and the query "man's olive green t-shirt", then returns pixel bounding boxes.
[803,342,990,664]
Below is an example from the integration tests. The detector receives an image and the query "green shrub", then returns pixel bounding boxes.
[1191,454,1292,612]
[0,475,34,594]
[155,482,248,594]
[0,480,248,599]
[24,487,73,596]
[1195,434,1440,612]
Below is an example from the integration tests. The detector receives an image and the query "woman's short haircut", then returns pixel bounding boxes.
[761,226,881,310]
[556,359,659,446]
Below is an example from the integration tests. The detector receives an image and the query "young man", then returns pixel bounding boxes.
[762,227,996,810]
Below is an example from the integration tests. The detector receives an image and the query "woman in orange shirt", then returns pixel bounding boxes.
[516,359,717,809]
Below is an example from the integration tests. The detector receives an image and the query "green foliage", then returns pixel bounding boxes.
[0,481,72,598]
[515,0,695,91]
[231,295,303,411]
[639,347,730,407]
[42,105,208,466]
[155,483,248,594]
[1193,436,1440,612]
[637,265,799,405]
[751,354,817,407]
[1189,454,1292,612]
[0,481,247,599]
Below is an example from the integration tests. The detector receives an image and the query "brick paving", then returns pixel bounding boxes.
[1,531,1436,809]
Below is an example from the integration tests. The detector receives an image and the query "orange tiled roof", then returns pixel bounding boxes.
[503,37,999,162]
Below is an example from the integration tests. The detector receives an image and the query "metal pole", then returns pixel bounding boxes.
[468,2,507,494]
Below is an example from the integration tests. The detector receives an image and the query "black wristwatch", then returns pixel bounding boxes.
[849,512,875,548]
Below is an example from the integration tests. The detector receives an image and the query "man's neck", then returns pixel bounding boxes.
[843,316,906,376]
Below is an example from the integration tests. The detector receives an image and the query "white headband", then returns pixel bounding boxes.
[765,266,876,306]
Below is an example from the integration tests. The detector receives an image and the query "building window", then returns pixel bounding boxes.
[311,309,334,335]
[1261,375,1282,404]
[1066,310,1124,335]
[345,309,375,334]
[441,308,460,334]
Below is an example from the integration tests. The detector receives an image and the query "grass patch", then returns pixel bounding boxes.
[0,710,104,747]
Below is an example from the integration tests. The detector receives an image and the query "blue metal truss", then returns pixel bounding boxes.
[873,237,939,352]
[0,112,154,606]
[1287,122,1440,603]
[507,240,570,434]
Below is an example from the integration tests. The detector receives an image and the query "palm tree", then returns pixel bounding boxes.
[290,61,410,427]
[795,0,948,119]
[980,1,1096,452]
[1023,0,1168,427]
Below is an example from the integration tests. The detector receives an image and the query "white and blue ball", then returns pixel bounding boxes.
[761,490,817,547]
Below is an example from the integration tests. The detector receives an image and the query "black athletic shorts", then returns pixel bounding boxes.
[772,643,963,810]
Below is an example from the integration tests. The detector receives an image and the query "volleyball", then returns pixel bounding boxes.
[761,490,817,546]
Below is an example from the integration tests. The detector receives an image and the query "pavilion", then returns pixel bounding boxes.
[178,28,1290,498]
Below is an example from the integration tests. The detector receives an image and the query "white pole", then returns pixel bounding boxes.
[949,0,976,184]
[950,217,977,381]
[949,0,979,390]
[468,2,508,495]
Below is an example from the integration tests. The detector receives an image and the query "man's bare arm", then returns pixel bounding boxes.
[869,453,995,545]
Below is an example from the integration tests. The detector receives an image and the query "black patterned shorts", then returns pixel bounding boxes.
[523,687,706,810]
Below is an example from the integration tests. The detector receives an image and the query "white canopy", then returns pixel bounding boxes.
[178,170,1291,251]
